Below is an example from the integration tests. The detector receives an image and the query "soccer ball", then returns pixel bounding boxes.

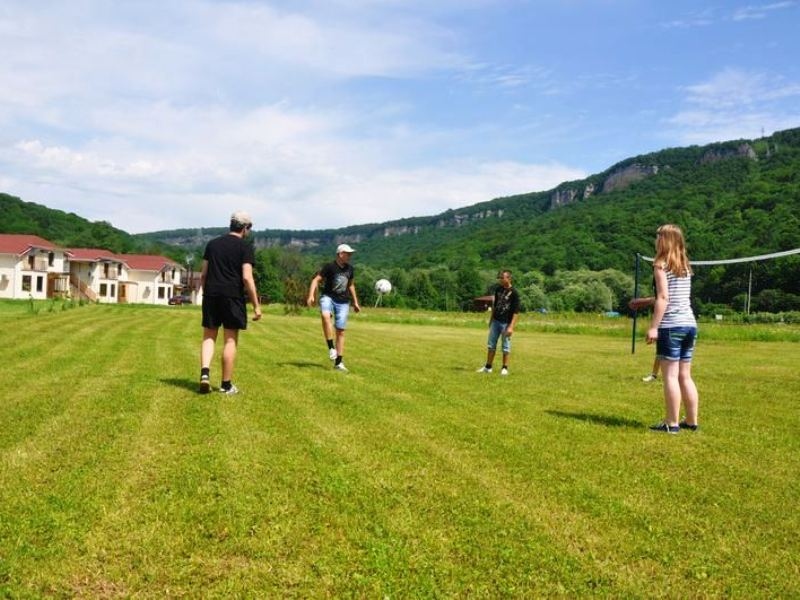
[374,278,392,294]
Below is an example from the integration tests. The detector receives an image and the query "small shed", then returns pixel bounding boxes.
[473,295,494,312]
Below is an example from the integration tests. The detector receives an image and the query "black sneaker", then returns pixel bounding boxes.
[679,420,699,431]
[649,422,680,434]
[199,374,211,394]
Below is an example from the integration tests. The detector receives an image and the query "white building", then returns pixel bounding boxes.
[0,234,70,300]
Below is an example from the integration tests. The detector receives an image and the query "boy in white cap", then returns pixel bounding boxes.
[198,211,261,394]
[306,244,361,371]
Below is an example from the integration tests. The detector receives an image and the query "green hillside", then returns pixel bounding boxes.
[4,127,800,312]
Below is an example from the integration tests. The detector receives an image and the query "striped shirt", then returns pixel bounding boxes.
[660,270,696,328]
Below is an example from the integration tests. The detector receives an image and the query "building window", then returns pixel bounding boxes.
[48,252,55,267]
[36,276,44,292]
[100,283,108,296]
[117,263,123,276]
[110,284,116,297]
[22,275,32,291]
[158,286,166,299]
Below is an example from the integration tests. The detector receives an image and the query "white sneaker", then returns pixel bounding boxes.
[476,366,492,373]
[334,363,348,372]
[219,384,239,395]
[329,348,337,361]
[642,374,657,382]
[500,367,509,376]
[199,374,211,394]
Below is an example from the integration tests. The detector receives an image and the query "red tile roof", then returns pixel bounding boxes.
[118,254,181,272]
[0,234,61,256]
[67,248,120,262]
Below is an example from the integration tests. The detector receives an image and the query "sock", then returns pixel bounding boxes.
[221,380,232,390]
[486,363,492,370]
[335,356,343,366]
[327,339,334,349]
[201,367,210,378]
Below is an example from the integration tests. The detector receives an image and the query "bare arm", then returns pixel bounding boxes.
[199,260,208,292]
[505,311,519,335]
[242,262,262,321]
[349,280,361,313]
[307,274,323,307]
[646,265,668,343]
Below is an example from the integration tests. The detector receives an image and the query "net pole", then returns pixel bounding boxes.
[632,252,641,354]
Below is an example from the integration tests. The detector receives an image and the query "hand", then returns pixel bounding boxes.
[504,327,514,337]
[306,296,315,307]
[646,327,658,344]
[353,302,361,313]
[629,297,651,311]
[253,307,262,321]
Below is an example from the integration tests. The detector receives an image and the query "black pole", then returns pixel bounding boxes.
[631,252,641,354]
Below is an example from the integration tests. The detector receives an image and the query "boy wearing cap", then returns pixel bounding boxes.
[306,244,361,371]
[198,211,262,394]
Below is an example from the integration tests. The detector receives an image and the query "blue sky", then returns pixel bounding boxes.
[1,0,798,233]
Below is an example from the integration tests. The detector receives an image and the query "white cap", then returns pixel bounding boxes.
[336,243,355,253]
[230,211,252,227]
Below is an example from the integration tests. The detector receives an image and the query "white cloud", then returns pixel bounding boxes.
[665,68,800,144]
[732,1,796,21]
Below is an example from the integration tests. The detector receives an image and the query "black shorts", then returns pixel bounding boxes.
[202,296,248,330]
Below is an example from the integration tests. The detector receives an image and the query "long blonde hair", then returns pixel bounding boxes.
[654,224,692,277]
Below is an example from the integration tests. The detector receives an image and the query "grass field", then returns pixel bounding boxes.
[1,301,799,598]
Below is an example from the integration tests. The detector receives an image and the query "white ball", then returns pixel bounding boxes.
[375,278,392,294]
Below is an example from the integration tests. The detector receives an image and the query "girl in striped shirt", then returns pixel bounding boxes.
[630,224,699,434]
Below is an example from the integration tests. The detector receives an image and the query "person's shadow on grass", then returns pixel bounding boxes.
[546,410,643,429]
[159,377,201,392]
[277,361,327,370]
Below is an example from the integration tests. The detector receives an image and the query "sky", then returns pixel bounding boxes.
[1,1,799,234]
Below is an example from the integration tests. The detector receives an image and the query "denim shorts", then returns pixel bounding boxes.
[487,319,512,354]
[320,295,350,330]
[656,326,697,362]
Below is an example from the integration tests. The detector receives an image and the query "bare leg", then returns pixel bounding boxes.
[502,351,509,369]
[335,328,345,357]
[320,312,334,342]
[679,361,699,425]
[221,328,239,382]
[485,349,496,367]
[660,359,681,426]
[201,327,219,369]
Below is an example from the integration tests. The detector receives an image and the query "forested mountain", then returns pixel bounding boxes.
[0,193,177,258]
[3,127,799,313]
[140,128,799,273]
[137,127,800,312]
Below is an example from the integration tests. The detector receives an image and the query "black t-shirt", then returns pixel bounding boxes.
[318,260,354,303]
[202,234,255,298]
[492,285,520,323]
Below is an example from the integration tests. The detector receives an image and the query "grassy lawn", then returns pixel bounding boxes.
[1,301,799,597]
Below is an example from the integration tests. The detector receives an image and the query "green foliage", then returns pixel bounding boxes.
[0,193,139,252]
[6,127,800,312]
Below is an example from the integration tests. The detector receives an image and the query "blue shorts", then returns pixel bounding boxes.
[487,319,512,354]
[320,295,350,330]
[656,326,697,362]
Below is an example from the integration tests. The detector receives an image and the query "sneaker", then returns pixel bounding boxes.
[199,374,211,394]
[329,347,338,361]
[649,422,680,434]
[476,366,492,373]
[679,420,699,431]
[500,367,509,376]
[642,373,658,382]
[334,363,348,372]
[219,384,239,395]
